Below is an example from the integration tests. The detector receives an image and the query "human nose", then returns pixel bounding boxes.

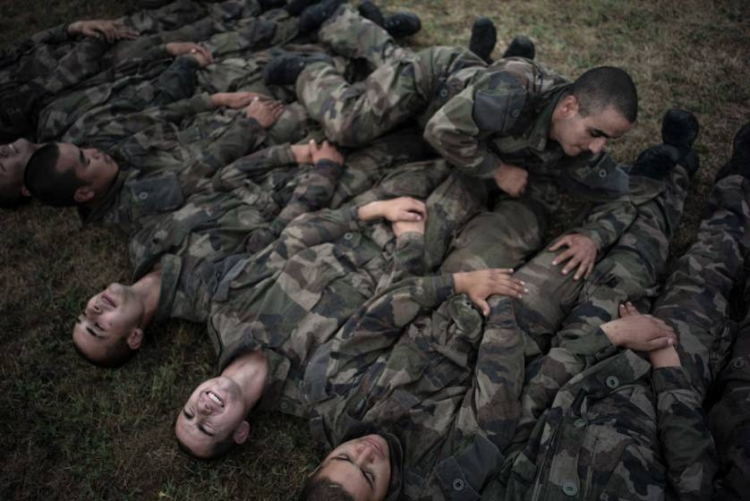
[589,137,607,155]
[354,442,377,463]
[85,301,102,316]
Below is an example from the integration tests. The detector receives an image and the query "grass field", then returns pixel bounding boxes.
[1,0,749,499]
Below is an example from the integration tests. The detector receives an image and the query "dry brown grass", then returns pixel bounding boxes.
[1,0,749,499]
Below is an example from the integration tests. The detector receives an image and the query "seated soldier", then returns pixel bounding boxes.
[290,110,698,501]
[264,3,636,281]
[22,92,284,234]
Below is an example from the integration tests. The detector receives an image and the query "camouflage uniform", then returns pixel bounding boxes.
[202,162,496,419]
[297,152,692,501]
[482,160,716,500]
[649,175,750,500]
[295,5,631,260]
[0,0,218,141]
[77,93,265,235]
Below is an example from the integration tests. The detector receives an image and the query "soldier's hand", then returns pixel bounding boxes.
[392,218,425,237]
[601,303,677,352]
[69,20,139,43]
[210,92,260,109]
[309,139,343,165]
[493,162,528,197]
[549,233,597,280]
[166,42,213,66]
[358,197,425,223]
[649,345,682,368]
[246,98,284,128]
[290,143,312,164]
[453,269,527,316]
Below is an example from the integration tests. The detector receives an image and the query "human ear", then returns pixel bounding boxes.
[558,94,579,118]
[127,328,144,350]
[233,420,250,445]
[73,186,95,203]
[21,186,31,197]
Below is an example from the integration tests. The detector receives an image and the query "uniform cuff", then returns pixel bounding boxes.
[652,366,691,394]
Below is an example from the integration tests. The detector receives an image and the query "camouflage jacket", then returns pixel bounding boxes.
[79,93,265,234]
[491,350,714,501]
[488,160,716,500]
[301,274,523,501]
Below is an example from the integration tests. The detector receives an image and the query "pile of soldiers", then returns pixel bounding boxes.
[2,0,748,499]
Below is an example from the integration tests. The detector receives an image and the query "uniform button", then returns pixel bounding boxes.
[452,478,465,491]
[280,401,289,411]
[605,376,619,389]
[138,192,149,200]
[511,109,520,118]
[440,88,448,98]
[562,482,578,496]
[732,358,745,369]
[343,232,353,240]
[573,418,587,428]
[439,321,448,330]
[598,169,607,178]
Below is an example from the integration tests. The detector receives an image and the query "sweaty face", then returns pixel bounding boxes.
[57,143,119,195]
[72,283,143,361]
[175,376,248,458]
[315,434,392,501]
[551,102,632,157]
[0,138,35,197]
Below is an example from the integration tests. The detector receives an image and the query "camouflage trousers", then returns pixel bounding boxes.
[297,4,484,147]
[509,163,691,446]
[659,175,750,500]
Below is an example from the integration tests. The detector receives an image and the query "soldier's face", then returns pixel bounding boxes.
[314,434,392,501]
[72,283,144,362]
[0,138,35,197]
[551,97,631,157]
[57,143,119,196]
[175,376,249,458]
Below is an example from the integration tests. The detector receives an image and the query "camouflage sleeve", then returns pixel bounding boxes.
[451,296,524,452]
[190,115,266,177]
[652,366,717,501]
[375,231,426,293]
[268,159,343,236]
[423,72,529,179]
[326,274,456,379]
[563,154,635,252]
[566,194,636,252]
[248,206,364,276]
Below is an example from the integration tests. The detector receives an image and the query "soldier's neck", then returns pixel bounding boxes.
[131,269,162,329]
[223,351,269,413]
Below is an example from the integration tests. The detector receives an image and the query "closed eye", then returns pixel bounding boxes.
[331,455,375,490]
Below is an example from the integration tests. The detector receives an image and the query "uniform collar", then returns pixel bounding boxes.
[528,84,571,152]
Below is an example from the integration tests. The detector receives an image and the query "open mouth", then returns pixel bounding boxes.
[101,292,116,308]
[207,390,224,408]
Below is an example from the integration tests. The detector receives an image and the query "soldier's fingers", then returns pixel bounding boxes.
[562,256,582,276]
[551,247,575,267]
[469,294,491,317]
[549,236,570,250]
[583,259,594,279]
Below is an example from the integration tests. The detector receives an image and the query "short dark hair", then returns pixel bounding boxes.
[73,335,136,369]
[24,143,83,207]
[176,428,237,460]
[573,66,638,123]
[298,475,356,501]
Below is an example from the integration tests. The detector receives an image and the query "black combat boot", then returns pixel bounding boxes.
[286,0,321,16]
[715,123,750,181]
[358,0,385,27]
[630,144,682,181]
[501,35,536,60]
[298,0,346,33]
[662,108,700,176]
[263,53,332,86]
[383,12,421,37]
[469,17,497,64]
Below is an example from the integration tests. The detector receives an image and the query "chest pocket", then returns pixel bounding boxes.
[129,171,184,220]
